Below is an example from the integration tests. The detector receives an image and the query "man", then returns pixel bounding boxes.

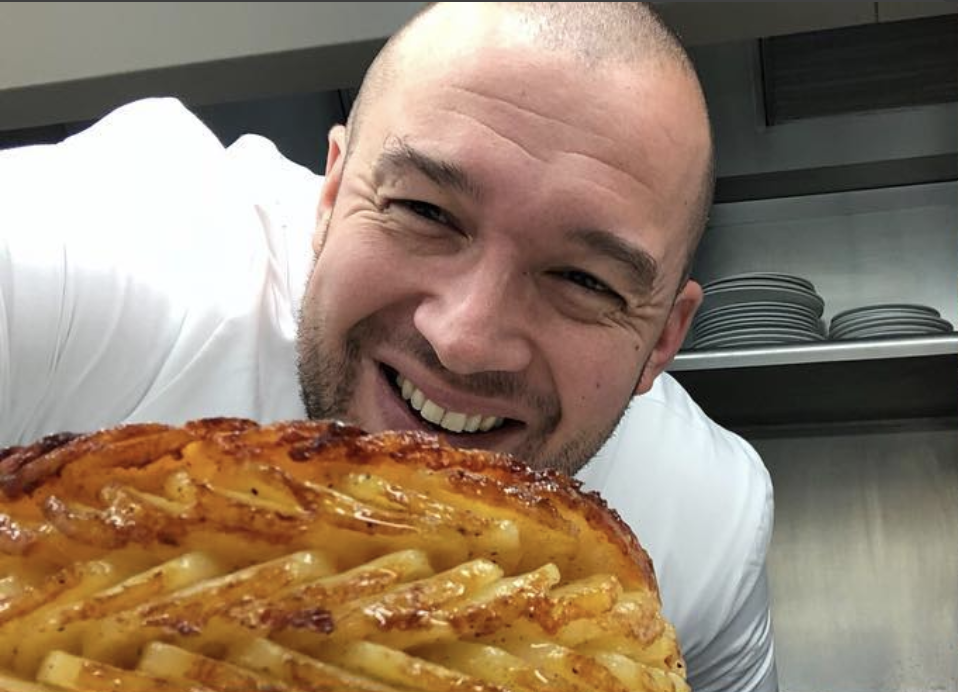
[0,2,776,689]
[299,0,708,474]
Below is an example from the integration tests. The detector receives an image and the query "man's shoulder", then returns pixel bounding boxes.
[52,97,224,165]
[0,98,309,443]
[647,373,770,494]
[576,373,774,659]
[582,372,772,510]
[577,371,773,571]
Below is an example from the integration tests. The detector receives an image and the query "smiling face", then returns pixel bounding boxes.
[297,9,709,473]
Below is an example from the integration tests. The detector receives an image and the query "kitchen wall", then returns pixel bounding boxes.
[685,31,958,692]
[194,91,344,173]
[0,2,425,130]
[693,181,957,327]
[692,38,957,178]
[753,424,958,691]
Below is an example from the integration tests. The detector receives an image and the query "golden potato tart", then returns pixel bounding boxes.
[0,418,689,691]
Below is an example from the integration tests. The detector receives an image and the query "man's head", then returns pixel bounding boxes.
[297,1,713,474]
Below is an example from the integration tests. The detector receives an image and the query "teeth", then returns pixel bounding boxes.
[393,373,504,434]
[479,415,500,432]
[440,412,467,433]
[420,400,445,425]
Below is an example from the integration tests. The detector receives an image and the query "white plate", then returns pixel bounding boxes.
[700,285,825,315]
[701,272,815,292]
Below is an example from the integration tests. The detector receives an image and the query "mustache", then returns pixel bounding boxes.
[353,317,558,417]
[397,335,525,400]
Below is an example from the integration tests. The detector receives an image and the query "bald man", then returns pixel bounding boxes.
[300,1,711,471]
[0,2,777,689]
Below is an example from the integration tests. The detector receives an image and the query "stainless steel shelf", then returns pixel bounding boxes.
[670,334,958,371]
[668,335,958,429]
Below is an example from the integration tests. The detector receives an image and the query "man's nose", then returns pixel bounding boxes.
[413,268,534,376]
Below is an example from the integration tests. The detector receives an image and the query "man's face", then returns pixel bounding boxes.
[297,39,707,474]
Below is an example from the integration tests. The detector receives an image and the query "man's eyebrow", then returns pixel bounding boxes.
[569,228,659,295]
[373,139,483,200]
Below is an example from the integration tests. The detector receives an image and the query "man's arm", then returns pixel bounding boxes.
[0,98,252,445]
[693,569,778,692]
[686,532,778,691]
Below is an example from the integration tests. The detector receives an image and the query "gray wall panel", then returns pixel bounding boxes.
[753,427,958,691]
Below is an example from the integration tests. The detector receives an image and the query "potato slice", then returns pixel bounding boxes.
[500,640,627,692]
[85,550,332,666]
[230,638,407,692]
[0,669,60,692]
[281,558,503,653]
[138,641,289,691]
[416,641,573,692]
[36,650,213,692]
[9,551,225,677]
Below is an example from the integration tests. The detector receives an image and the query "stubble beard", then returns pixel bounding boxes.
[295,303,363,423]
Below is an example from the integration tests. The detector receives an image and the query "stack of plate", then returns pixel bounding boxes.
[688,272,826,350]
[829,304,953,341]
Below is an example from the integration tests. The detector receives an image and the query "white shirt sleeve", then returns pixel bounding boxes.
[0,98,306,446]
[576,373,778,691]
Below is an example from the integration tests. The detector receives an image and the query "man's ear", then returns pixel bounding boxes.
[634,279,703,395]
[314,124,347,254]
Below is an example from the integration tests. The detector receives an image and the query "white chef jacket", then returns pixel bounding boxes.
[0,98,777,691]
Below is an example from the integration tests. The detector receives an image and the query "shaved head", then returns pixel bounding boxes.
[345,2,714,280]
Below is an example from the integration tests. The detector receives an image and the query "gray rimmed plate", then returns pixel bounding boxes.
[701,272,816,293]
[832,323,952,339]
[831,325,951,341]
[700,284,825,315]
[830,315,952,338]
[696,300,821,318]
[831,303,940,324]
[693,333,825,350]
[693,326,826,349]
[694,316,824,341]
[695,309,822,331]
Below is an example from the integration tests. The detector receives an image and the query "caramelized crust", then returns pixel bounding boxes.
[0,419,688,692]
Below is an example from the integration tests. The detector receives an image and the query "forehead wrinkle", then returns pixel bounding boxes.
[440,104,549,165]
[561,149,658,205]
[442,84,655,201]
[447,82,618,150]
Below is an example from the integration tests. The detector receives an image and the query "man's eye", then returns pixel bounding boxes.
[395,199,452,226]
[557,269,616,296]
